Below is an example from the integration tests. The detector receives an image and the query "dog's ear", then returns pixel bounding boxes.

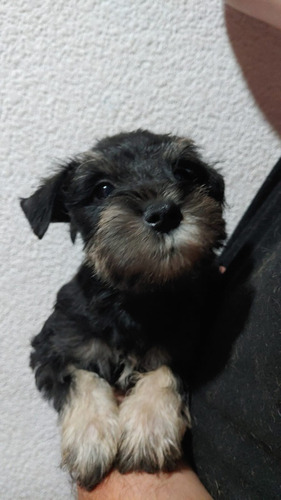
[20,168,70,239]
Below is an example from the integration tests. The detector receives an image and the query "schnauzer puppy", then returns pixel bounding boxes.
[21,130,225,490]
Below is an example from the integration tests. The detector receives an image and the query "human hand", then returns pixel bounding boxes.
[77,464,213,500]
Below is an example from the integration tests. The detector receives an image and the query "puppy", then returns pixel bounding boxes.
[21,130,226,490]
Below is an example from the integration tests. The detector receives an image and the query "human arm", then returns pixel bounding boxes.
[77,465,213,500]
[225,0,281,30]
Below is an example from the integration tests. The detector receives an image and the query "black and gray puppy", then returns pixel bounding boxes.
[21,130,226,490]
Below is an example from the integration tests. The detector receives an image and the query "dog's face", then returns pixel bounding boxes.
[21,130,226,290]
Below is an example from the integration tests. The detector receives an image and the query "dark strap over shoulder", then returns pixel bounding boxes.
[220,157,281,269]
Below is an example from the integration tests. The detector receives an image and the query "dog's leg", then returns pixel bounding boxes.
[117,365,191,473]
[60,368,119,490]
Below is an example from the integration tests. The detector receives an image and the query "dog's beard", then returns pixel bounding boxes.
[85,189,225,290]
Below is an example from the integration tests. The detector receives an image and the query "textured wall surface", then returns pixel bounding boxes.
[1,1,280,498]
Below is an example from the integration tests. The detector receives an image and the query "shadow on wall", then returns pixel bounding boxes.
[225,5,281,137]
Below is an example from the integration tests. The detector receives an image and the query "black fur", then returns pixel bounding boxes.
[29,263,219,412]
[21,130,226,489]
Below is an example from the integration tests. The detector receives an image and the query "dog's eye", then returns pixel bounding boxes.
[173,159,197,182]
[93,182,115,200]
[174,167,196,182]
[173,158,206,185]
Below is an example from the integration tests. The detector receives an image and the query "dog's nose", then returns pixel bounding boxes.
[144,201,183,233]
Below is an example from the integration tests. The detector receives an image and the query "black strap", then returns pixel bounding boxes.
[220,157,281,269]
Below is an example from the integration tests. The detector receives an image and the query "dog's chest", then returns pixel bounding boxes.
[90,287,196,351]
[77,335,172,390]
[64,268,208,384]
[79,288,201,384]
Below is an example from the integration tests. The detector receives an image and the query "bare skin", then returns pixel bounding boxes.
[77,465,213,500]
[226,0,281,30]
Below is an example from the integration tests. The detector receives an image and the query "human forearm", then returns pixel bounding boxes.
[225,0,281,30]
[77,465,213,500]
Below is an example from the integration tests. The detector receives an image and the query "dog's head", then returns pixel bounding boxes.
[21,130,226,290]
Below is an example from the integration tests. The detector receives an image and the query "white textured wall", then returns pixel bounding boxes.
[1,1,280,498]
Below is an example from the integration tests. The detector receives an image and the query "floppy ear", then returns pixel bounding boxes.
[20,168,70,239]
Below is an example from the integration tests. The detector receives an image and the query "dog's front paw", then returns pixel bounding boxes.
[117,366,190,473]
[60,370,119,490]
